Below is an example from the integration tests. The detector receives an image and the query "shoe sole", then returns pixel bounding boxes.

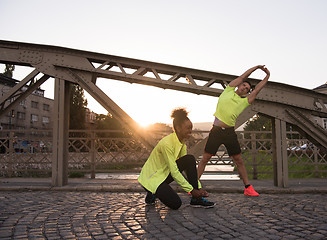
[190,203,216,209]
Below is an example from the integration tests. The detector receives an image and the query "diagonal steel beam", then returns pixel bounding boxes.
[64,68,155,150]
[0,69,49,119]
[285,108,327,150]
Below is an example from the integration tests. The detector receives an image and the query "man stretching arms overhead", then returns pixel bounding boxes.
[198,65,270,196]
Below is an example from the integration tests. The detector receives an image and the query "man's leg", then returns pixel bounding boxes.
[197,152,213,179]
[232,153,259,196]
[231,154,250,186]
[198,126,222,179]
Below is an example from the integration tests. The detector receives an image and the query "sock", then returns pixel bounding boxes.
[245,184,251,189]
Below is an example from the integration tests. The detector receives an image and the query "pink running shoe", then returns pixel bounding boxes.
[244,185,259,196]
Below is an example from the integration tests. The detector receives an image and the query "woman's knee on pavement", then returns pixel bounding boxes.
[169,198,182,210]
[158,194,182,210]
[156,183,182,210]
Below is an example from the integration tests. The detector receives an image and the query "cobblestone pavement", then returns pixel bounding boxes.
[0,191,326,240]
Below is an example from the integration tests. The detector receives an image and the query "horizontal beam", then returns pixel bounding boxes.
[0,40,326,150]
[0,40,326,115]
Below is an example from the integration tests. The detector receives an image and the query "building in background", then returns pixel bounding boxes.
[0,73,99,131]
[0,74,53,130]
[85,108,97,129]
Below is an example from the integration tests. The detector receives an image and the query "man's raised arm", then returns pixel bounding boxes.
[247,67,270,104]
[229,65,264,87]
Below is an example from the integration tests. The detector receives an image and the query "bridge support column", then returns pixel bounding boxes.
[272,118,289,187]
[52,79,70,186]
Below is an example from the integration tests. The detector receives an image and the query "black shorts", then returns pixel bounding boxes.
[204,125,241,157]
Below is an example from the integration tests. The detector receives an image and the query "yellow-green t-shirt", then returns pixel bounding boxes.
[138,132,201,194]
[214,85,251,126]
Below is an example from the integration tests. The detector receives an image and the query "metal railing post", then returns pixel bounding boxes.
[251,133,258,179]
[8,131,14,177]
[313,145,318,178]
[90,130,96,179]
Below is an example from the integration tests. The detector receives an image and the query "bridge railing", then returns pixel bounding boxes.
[239,131,327,179]
[0,129,326,178]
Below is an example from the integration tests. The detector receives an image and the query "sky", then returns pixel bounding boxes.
[1,0,326,127]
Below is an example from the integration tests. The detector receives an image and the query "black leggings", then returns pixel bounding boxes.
[149,154,199,210]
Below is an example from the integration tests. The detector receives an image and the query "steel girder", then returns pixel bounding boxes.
[0,40,327,151]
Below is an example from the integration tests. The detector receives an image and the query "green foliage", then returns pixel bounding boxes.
[243,115,272,150]
[69,172,85,178]
[149,123,172,131]
[96,114,122,130]
[244,113,293,133]
[99,162,144,170]
[245,163,327,179]
[244,114,272,131]
[3,64,15,78]
[95,113,126,138]
[288,155,327,178]
[69,84,88,129]
[242,151,327,179]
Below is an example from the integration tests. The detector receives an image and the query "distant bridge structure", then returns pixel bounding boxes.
[0,40,326,187]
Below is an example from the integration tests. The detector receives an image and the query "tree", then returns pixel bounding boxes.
[69,84,88,129]
[243,113,294,149]
[96,113,122,130]
[243,114,272,149]
[244,114,272,131]
[3,64,15,78]
[148,123,172,132]
[244,113,293,132]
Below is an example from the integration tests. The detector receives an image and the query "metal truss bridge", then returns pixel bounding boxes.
[0,40,326,187]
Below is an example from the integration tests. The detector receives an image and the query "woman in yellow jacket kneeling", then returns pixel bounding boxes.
[138,108,215,209]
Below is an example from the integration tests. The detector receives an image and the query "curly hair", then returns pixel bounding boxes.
[171,108,190,131]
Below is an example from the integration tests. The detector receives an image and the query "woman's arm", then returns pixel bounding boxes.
[162,145,194,193]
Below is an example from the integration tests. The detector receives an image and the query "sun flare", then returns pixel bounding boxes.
[138,121,152,129]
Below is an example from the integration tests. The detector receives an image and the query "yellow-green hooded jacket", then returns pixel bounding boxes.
[138,132,201,194]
